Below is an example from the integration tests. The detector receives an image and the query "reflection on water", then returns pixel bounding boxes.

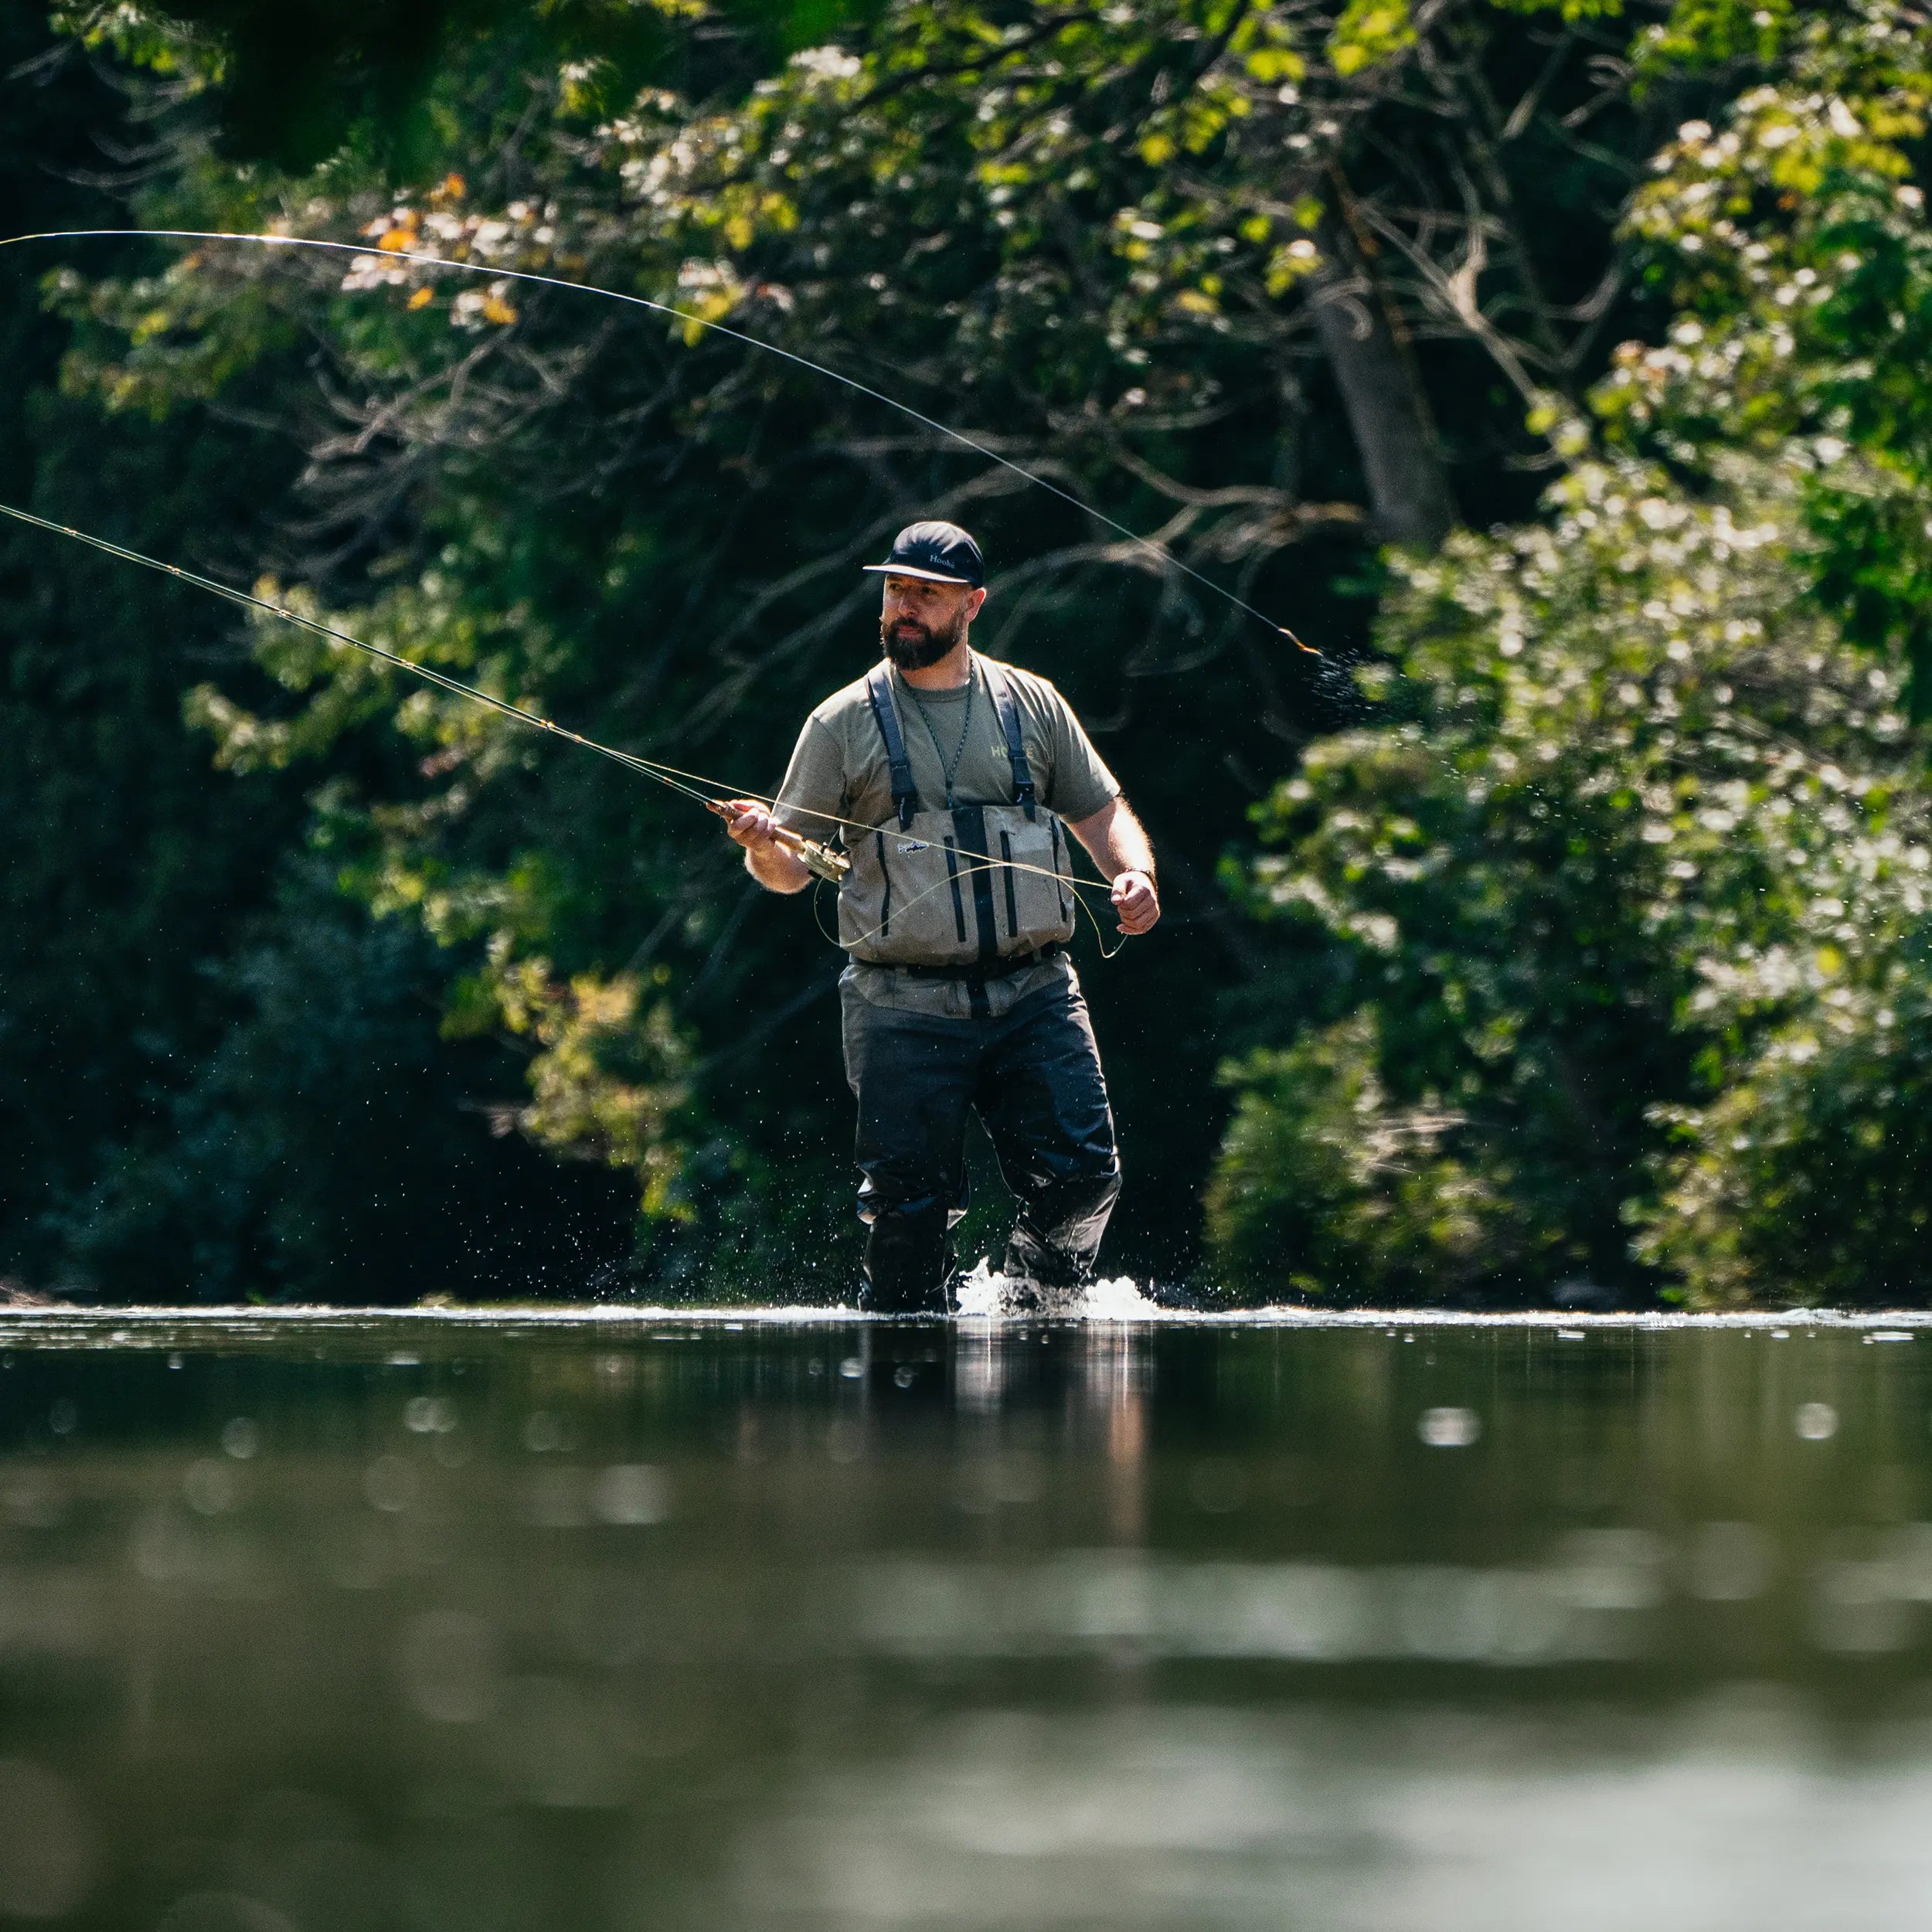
[0,1315,1930,1927]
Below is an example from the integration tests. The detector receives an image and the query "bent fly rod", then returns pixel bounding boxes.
[0,226,1320,655]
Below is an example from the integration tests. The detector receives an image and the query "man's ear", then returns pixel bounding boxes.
[967,586,988,622]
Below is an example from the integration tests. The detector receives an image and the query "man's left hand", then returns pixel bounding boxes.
[1111,870,1160,936]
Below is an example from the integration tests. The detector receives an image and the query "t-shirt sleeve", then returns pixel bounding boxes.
[772,716,849,839]
[1042,686,1121,824]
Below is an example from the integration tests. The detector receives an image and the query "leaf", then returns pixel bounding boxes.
[1328,0,1417,77]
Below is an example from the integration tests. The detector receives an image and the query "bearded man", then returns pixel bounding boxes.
[724,520,1159,1315]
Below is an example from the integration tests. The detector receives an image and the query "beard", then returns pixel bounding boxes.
[881,600,968,670]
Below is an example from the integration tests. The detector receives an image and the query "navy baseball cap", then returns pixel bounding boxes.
[862,520,985,588]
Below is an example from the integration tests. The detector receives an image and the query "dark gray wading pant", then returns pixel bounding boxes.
[840,975,1121,1315]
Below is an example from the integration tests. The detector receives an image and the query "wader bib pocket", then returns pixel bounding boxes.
[840,804,1076,965]
[836,657,1080,968]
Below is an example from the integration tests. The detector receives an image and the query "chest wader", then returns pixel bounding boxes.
[837,661,1078,1019]
[836,660,1120,1316]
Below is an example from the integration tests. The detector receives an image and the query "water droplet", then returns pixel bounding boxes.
[1419,1406,1481,1448]
[182,1458,239,1515]
[1795,1402,1838,1441]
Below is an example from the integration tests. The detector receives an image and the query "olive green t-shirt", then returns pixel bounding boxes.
[772,653,1120,842]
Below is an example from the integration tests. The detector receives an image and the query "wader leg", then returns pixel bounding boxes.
[841,981,977,1315]
[975,977,1121,1289]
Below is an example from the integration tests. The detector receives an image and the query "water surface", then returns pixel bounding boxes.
[2,1311,1930,1929]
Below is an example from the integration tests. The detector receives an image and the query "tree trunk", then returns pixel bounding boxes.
[1309,215,1458,553]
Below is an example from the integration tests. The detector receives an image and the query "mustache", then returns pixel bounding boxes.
[881,610,959,668]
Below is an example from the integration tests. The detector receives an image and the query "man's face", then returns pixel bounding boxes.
[879,575,984,669]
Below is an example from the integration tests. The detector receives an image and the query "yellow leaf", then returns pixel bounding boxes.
[1246,48,1306,83]
[1328,0,1416,77]
[378,228,413,253]
[481,296,518,325]
[406,286,435,311]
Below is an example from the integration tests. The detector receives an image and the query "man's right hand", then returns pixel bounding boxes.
[721,799,781,849]
[721,799,814,895]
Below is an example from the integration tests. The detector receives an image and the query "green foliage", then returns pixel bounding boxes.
[1635,997,1932,1309]
[30,0,1932,1307]
[50,0,1456,1289]
[1608,4,1932,695]
[55,865,638,1302]
[1207,1012,1537,1301]
[1327,0,1416,79]
[58,0,883,172]
[1211,0,1932,1308]
[1217,450,1927,1301]
[0,9,641,1302]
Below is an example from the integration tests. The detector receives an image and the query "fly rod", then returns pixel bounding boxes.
[2,495,1144,932]
[0,496,857,883]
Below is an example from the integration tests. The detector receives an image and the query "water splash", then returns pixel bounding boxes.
[954,1258,1160,1321]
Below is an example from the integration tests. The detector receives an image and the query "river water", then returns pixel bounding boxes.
[2,1308,1930,1930]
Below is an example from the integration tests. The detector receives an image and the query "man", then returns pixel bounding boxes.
[724,519,1159,1314]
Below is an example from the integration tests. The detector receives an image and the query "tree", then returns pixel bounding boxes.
[0,11,641,1301]
[1210,0,1932,1308]
[42,0,1697,1291]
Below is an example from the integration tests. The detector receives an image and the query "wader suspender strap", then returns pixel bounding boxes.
[978,659,1038,821]
[864,664,920,831]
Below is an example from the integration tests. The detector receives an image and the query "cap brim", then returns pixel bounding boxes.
[862,563,977,585]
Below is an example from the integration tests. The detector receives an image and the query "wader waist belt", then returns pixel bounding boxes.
[885,942,1066,983]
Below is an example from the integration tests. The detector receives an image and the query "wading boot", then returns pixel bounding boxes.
[859,1212,957,1316]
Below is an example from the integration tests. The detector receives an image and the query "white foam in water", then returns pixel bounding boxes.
[953,1257,1160,1320]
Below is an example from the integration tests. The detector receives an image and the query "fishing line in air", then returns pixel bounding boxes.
[0,227,1320,653]
[0,498,1129,941]
[1,227,1192,954]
